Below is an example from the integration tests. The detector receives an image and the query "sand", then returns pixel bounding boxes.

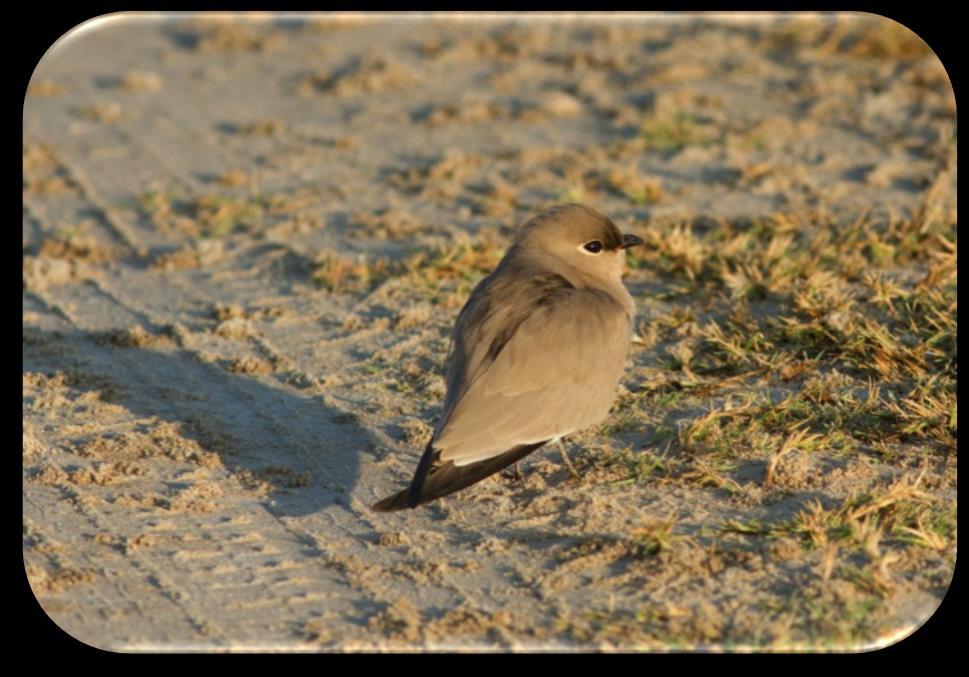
[23,13,955,651]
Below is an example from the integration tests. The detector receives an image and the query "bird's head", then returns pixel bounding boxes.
[512,204,644,285]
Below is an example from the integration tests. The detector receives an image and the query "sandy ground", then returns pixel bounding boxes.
[23,13,956,651]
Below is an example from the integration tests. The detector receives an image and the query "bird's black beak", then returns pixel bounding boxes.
[621,233,644,249]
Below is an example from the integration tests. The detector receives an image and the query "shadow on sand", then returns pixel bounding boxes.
[23,325,380,518]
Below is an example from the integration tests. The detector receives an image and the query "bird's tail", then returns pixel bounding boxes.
[371,439,549,512]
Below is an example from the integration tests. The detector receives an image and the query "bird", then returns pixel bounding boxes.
[372,203,643,512]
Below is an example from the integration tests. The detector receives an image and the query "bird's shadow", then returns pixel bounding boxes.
[23,325,380,518]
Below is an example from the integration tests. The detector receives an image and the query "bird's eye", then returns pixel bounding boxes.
[583,240,604,253]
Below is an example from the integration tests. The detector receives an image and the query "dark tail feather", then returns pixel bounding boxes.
[371,442,437,512]
[371,440,549,512]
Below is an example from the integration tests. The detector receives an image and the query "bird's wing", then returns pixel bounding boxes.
[439,266,570,422]
[434,282,632,466]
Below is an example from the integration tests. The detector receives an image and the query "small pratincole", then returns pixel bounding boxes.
[372,204,644,512]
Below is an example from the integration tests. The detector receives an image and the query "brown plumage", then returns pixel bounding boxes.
[372,204,643,512]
